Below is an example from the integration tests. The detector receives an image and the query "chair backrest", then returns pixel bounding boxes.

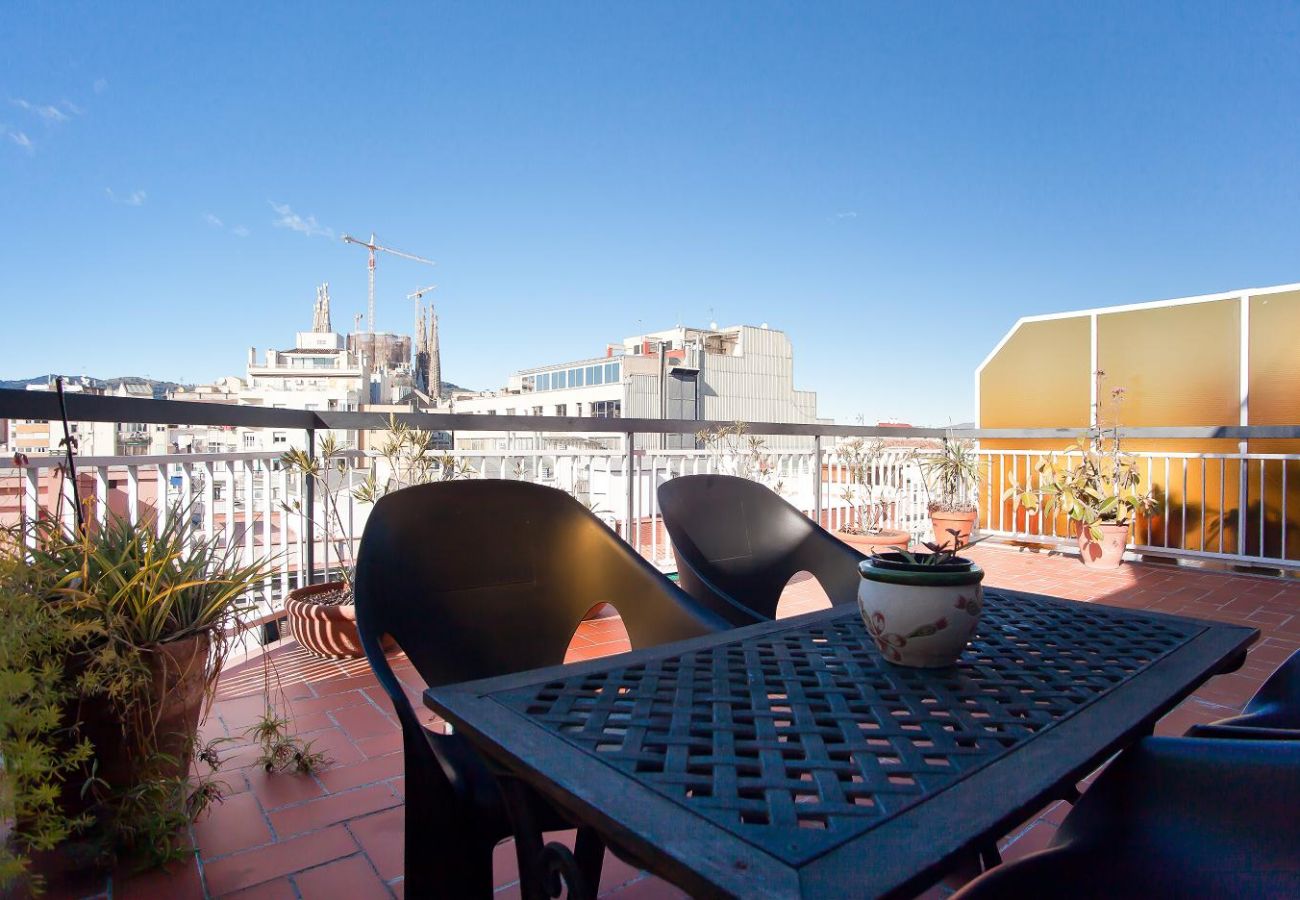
[657,474,866,624]
[354,479,729,690]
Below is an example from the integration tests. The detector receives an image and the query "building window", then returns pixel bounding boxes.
[273,432,287,445]
[593,400,622,418]
[537,372,549,391]
[605,362,620,382]
[532,406,543,416]
[570,368,583,388]
[505,408,515,416]
[243,433,257,449]
[587,365,602,385]
[555,404,567,416]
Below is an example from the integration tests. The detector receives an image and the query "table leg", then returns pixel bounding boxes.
[501,778,601,900]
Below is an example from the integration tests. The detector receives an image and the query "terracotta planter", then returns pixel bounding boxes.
[1077,522,1131,570]
[838,529,911,554]
[857,554,985,668]
[929,509,978,550]
[286,580,367,659]
[66,632,212,808]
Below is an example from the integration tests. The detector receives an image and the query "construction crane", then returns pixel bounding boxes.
[340,233,435,334]
[407,283,438,335]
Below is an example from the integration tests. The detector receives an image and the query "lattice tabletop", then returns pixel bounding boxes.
[428,589,1256,898]
[488,590,1200,865]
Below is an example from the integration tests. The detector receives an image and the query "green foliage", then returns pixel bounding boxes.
[1002,377,1156,541]
[881,529,984,566]
[835,438,892,535]
[0,511,274,892]
[0,555,97,890]
[696,421,785,494]
[246,709,330,775]
[921,437,981,514]
[281,418,475,591]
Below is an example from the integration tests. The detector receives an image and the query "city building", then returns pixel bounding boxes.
[453,323,828,450]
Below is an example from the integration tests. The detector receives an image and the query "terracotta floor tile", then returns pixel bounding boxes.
[292,853,391,899]
[317,751,405,794]
[216,877,298,899]
[203,825,358,896]
[269,783,401,838]
[246,769,327,812]
[332,702,399,741]
[355,729,403,759]
[345,806,405,882]
[193,791,273,859]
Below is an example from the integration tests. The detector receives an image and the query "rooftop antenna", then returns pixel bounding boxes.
[340,233,435,333]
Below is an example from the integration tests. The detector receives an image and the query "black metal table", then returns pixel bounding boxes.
[425,589,1256,899]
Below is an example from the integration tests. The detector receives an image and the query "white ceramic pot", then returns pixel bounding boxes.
[857,555,985,668]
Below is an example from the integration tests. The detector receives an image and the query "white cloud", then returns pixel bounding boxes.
[12,98,68,123]
[4,128,34,153]
[62,100,85,116]
[93,78,109,94]
[231,225,250,238]
[269,201,332,238]
[834,211,858,220]
[106,188,147,206]
[203,212,224,228]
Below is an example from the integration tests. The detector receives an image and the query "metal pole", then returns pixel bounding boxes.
[625,431,636,544]
[305,427,317,585]
[813,435,823,525]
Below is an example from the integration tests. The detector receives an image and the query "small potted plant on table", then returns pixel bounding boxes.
[857,531,985,668]
[833,438,911,553]
[1003,378,1155,569]
[921,437,981,550]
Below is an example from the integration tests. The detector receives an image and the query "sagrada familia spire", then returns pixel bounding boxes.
[312,283,332,333]
[413,299,443,400]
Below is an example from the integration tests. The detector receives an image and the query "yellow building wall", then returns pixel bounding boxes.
[979,289,1299,561]
[978,317,1088,533]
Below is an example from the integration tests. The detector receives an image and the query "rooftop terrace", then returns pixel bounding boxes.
[49,545,1299,900]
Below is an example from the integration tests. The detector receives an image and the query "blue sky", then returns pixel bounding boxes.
[2,2,1298,425]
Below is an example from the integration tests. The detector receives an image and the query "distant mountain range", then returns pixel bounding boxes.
[0,375,189,400]
[0,375,473,401]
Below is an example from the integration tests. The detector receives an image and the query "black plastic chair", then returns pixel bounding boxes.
[1186,648,1300,739]
[951,736,1300,899]
[657,474,870,626]
[353,480,731,898]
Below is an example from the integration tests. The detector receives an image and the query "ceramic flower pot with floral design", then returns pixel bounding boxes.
[857,553,985,668]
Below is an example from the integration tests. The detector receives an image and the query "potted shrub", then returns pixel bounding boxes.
[920,437,981,550]
[281,420,473,658]
[857,531,985,668]
[0,511,288,890]
[834,438,910,552]
[1003,379,1156,569]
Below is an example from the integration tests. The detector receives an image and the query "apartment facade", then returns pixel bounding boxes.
[454,323,827,450]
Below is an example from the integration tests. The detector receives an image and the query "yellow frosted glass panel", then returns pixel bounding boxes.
[1096,299,1240,427]
[1249,291,1300,427]
[979,317,1090,429]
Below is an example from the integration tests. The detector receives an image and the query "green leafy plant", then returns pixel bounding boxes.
[0,510,276,892]
[281,418,475,593]
[920,437,980,514]
[1002,376,1156,541]
[696,421,784,494]
[877,529,984,566]
[835,438,895,535]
